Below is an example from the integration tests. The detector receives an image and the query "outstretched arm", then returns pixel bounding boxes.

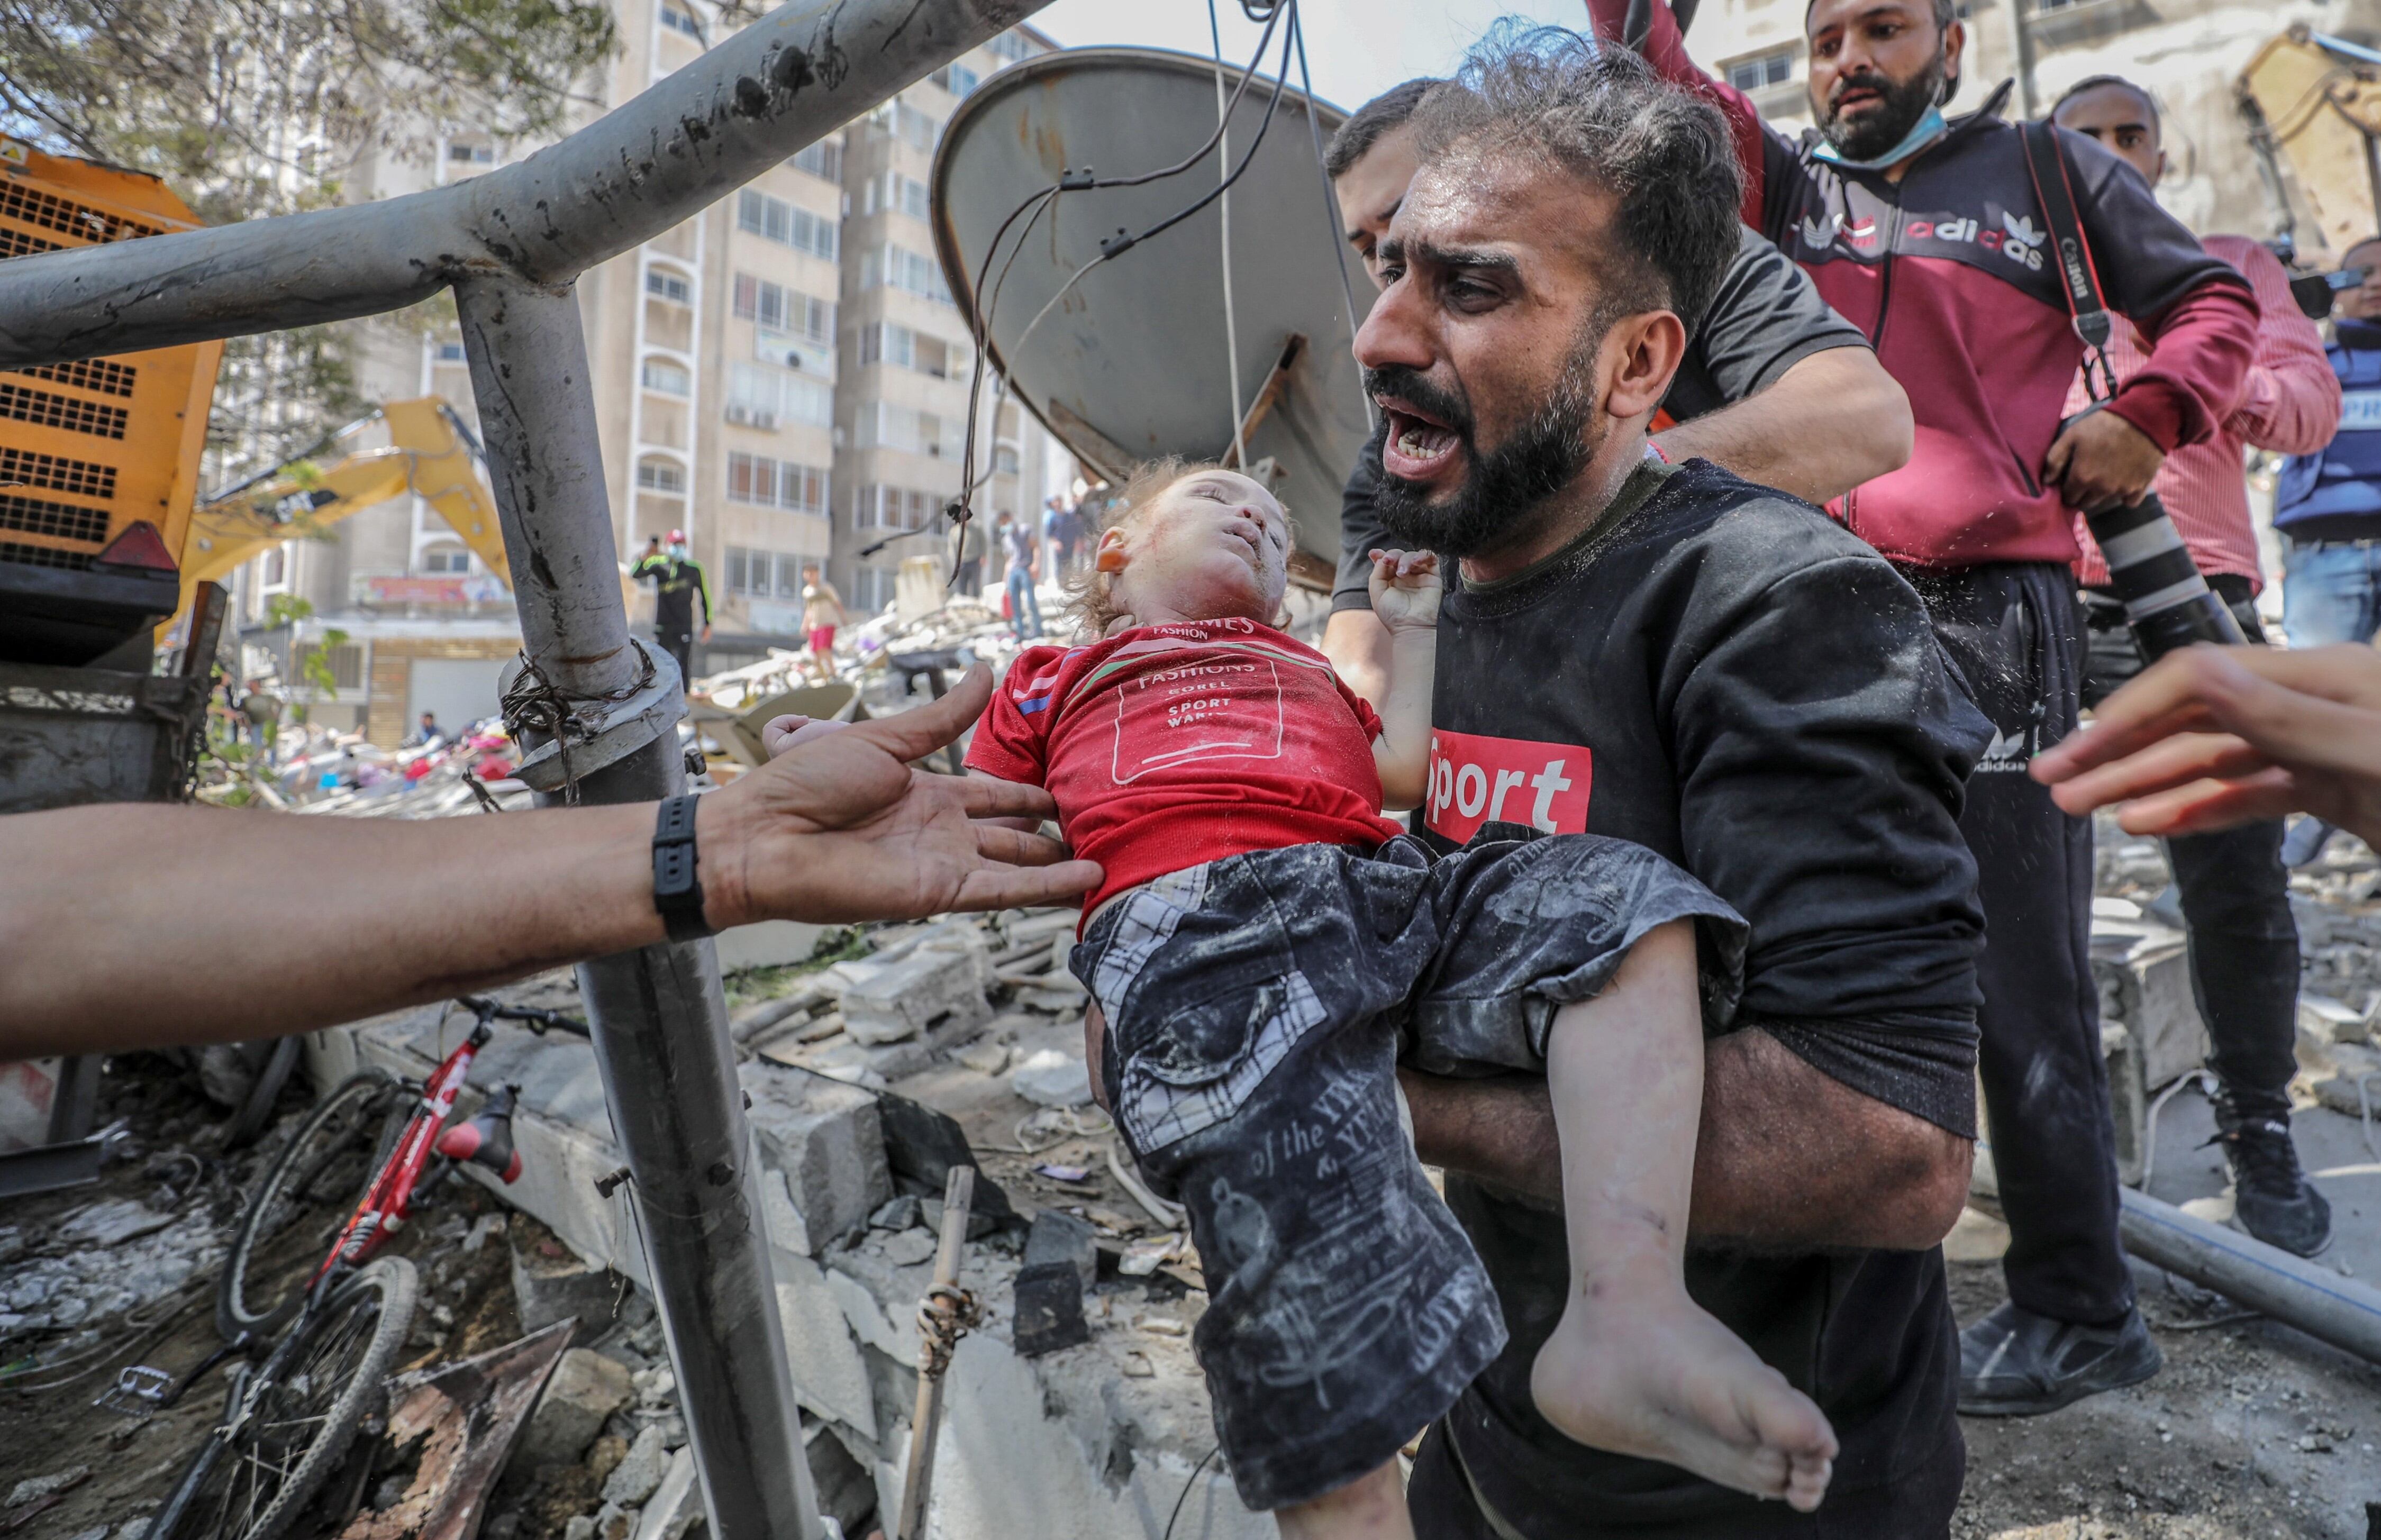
[1400,1027,1970,1251]
[1368,548,1441,809]
[0,668,1098,1058]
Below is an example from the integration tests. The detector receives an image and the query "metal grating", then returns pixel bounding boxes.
[0,446,116,500]
[0,493,109,544]
[7,358,136,398]
[0,381,128,440]
[0,227,61,261]
[0,539,95,570]
[0,183,162,244]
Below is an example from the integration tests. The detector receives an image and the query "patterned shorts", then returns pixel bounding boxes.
[1071,827,1748,1510]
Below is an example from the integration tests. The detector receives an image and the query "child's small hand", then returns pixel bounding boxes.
[1368,549,1441,634]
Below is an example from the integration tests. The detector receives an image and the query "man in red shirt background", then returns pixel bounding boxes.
[2053,75,2342,1257]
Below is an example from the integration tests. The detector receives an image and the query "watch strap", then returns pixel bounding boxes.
[652,794,714,942]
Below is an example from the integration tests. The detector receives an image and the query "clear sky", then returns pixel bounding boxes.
[1026,1,1584,116]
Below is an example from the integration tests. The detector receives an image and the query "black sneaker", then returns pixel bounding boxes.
[2210,1109,2332,1257]
[1957,1301,2162,1416]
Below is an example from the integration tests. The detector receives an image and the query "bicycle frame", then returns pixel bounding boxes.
[313,1020,491,1287]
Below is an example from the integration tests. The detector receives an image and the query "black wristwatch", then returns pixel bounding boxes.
[652,794,716,942]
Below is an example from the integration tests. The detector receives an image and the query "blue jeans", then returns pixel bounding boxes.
[2282,537,2381,648]
[1005,565,1042,639]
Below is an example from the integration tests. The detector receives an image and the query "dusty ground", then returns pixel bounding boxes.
[0,1054,526,1540]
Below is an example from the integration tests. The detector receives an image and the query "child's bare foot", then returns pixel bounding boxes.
[1530,1270,1837,1512]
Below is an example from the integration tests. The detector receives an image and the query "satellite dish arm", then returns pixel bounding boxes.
[1621,0,1693,51]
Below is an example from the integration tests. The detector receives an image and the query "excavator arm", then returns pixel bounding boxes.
[2239,27,2381,267]
[175,396,511,625]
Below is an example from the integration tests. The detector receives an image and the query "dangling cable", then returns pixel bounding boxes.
[1210,0,1249,467]
[1289,1,1378,428]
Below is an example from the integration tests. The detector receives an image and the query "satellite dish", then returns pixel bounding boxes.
[931,47,1374,577]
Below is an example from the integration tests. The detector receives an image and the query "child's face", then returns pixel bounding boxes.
[1099,470,1291,627]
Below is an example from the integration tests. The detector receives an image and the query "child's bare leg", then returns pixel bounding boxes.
[1274,1459,1410,1540]
[1529,919,1838,1511]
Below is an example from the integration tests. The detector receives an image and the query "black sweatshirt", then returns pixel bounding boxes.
[1422,457,1992,1526]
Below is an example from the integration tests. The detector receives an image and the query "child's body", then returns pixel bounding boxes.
[961,462,1837,1533]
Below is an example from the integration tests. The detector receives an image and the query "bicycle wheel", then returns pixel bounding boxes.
[172,1257,417,1540]
[218,1069,405,1341]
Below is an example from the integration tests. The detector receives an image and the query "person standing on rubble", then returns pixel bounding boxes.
[2271,237,2381,868]
[799,562,847,680]
[997,507,1042,640]
[633,530,713,687]
[954,505,990,597]
[1593,0,2262,1416]
[1319,74,1915,703]
[2051,75,2339,1258]
[1351,40,1987,1534]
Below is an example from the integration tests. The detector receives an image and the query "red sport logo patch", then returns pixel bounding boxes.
[1422,728,1592,845]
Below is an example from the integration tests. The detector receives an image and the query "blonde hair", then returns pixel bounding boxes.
[1065,458,1298,637]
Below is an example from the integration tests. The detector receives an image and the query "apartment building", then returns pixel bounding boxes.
[231,5,1058,739]
[1684,0,2342,245]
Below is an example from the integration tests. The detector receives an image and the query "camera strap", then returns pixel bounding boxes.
[2018,119,2120,404]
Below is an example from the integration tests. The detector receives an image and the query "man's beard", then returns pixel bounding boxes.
[1366,352,1603,560]
[1819,52,1946,162]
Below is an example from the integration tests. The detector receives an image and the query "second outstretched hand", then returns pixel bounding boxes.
[2029,643,2381,846]
[1368,548,1442,633]
[720,664,1099,924]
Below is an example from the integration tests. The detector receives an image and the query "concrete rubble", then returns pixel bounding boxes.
[291,899,1264,1540]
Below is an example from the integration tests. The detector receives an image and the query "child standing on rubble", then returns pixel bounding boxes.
[961,459,1838,1533]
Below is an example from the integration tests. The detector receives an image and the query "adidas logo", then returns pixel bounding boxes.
[1976,724,2034,772]
[2001,212,2046,249]
[1799,213,1840,250]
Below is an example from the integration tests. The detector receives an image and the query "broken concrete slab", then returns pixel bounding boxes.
[513,1229,626,1337]
[519,1348,633,1469]
[629,1448,701,1540]
[775,1249,880,1437]
[1010,1264,1089,1357]
[740,1059,893,1255]
[841,950,988,1046]
[1010,1050,1094,1109]
[1023,1211,1097,1291]
[2091,918,2210,1091]
[600,1426,670,1508]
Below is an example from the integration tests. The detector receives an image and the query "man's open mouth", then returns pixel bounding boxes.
[1379,400,1464,480]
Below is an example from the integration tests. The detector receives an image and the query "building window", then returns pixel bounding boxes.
[435,341,466,362]
[994,444,1020,475]
[645,267,692,304]
[790,139,842,184]
[869,171,931,222]
[261,545,287,587]
[448,141,495,165]
[728,451,828,513]
[731,274,835,343]
[660,4,705,41]
[640,358,690,396]
[295,640,365,689]
[852,567,895,612]
[871,101,939,152]
[930,62,979,97]
[737,190,839,260]
[859,243,952,305]
[726,363,833,428]
[858,322,959,377]
[856,402,960,459]
[985,30,1034,63]
[637,459,687,495]
[421,544,471,573]
[852,484,939,531]
[728,546,816,603]
[1725,49,1795,93]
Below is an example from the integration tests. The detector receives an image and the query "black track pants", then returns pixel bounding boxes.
[2082,580,2301,1119]
[1909,561,2130,1326]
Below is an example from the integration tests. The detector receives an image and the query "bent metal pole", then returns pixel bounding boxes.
[0,4,1051,1538]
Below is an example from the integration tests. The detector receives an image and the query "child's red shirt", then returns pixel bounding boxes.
[964,618,1402,914]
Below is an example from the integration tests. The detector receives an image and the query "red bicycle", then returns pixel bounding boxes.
[109,995,586,1540]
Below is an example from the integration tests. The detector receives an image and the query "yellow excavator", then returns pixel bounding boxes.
[176,395,512,627]
[2240,26,2381,273]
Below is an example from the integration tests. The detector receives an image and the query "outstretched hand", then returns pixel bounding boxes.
[705,666,1097,924]
[2030,643,2381,846]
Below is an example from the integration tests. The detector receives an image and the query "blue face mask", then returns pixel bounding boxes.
[1812,105,1949,171]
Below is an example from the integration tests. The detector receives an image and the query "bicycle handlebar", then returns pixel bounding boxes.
[455,995,592,1037]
